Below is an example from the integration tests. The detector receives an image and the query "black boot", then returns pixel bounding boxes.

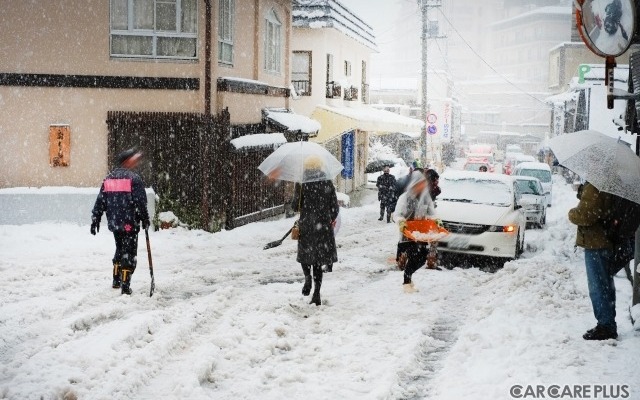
[387,215,391,223]
[301,265,312,296]
[583,325,617,340]
[323,263,333,273]
[310,265,323,306]
[120,268,133,295]
[112,262,121,289]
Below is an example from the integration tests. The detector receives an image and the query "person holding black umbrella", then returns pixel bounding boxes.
[91,148,150,295]
[376,166,396,223]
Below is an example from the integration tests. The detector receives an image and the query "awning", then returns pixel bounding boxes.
[263,108,321,135]
[311,104,424,142]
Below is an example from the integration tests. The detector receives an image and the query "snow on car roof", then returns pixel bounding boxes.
[514,154,536,161]
[441,169,515,185]
[516,162,551,171]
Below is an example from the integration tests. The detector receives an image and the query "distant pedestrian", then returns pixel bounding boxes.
[376,166,396,223]
[292,156,340,306]
[568,182,618,340]
[394,173,436,292]
[91,148,150,295]
[478,165,488,172]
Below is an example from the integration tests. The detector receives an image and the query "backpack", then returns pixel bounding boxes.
[603,195,640,274]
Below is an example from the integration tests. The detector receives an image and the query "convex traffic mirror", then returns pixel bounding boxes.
[576,0,636,57]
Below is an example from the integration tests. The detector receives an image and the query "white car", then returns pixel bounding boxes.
[514,176,547,228]
[513,162,553,207]
[436,170,527,263]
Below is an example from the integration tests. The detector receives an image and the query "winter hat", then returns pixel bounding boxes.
[303,155,324,170]
[116,148,142,166]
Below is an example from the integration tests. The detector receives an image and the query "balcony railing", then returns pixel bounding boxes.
[326,81,342,99]
[344,86,358,101]
[292,80,311,96]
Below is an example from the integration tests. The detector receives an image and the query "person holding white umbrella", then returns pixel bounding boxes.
[259,142,342,306]
[291,155,340,306]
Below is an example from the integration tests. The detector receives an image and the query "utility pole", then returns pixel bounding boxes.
[420,0,445,167]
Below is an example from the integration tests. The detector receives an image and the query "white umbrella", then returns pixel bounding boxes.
[549,130,640,203]
[258,141,343,183]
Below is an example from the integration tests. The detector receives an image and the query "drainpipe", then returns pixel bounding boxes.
[204,0,212,115]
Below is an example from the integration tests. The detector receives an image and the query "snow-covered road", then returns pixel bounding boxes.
[1,177,639,399]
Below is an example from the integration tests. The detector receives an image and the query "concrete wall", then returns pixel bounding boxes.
[0,188,156,226]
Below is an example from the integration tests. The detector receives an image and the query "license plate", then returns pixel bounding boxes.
[448,236,470,250]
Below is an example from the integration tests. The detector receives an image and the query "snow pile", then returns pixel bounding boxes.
[264,109,321,134]
[408,230,449,242]
[230,133,287,150]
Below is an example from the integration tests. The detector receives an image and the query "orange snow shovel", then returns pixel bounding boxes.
[403,219,449,243]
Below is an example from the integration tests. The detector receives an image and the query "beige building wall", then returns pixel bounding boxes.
[291,27,372,118]
[0,0,291,188]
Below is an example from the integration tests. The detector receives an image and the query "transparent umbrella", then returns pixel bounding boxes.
[258,141,343,183]
[549,130,640,203]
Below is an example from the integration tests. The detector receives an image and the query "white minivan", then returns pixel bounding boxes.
[513,162,553,206]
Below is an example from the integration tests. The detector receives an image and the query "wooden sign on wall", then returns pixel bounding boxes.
[49,125,70,167]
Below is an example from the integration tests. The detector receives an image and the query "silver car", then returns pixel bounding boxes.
[514,176,547,228]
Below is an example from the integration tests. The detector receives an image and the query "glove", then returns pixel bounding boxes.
[142,219,150,230]
[435,218,444,228]
[90,218,100,235]
[398,219,407,233]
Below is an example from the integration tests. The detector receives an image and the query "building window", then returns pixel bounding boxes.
[110,0,198,60]
[344,60,352,77]
[326,53,334,82]
[218,0,234,65]
[292,51,312,96]
[264,8,282,73]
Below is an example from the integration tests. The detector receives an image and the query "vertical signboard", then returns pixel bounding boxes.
[552,103,565,137]
[442,101,452,142]
[341,130,355,179]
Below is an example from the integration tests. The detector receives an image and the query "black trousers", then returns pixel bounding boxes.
[112,231,139,270]
[380,202,393,217]
[402,242,429,280]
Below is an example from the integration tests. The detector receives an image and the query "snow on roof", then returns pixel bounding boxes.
[516,162,551,171]
[264,109,321,134]
[230,133,287,150]
[316,104,424,131]
[293,0,377,51]
[219,76,287,90]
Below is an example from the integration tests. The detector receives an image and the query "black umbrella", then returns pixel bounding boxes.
[365,159,395,173]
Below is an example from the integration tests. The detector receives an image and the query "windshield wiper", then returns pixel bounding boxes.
[441,198,472,203]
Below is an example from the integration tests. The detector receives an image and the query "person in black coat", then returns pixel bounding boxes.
[376,166,396,223]
[91,148,150,295]
[292,156,339,306]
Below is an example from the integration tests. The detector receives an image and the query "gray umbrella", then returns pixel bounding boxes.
[549,130,640,204]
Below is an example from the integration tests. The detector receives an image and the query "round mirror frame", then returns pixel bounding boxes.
[575,0,636,57]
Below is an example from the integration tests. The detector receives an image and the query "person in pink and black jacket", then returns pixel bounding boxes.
[91,148,150,295]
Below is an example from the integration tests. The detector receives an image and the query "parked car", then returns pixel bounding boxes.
[465,153,495,172]
[514,176,547,228]
[436,170,527,264]
[464,158,492,172]
[513,161,553,206]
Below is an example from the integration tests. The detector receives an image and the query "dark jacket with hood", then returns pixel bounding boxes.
[292,170,339,265]
[92,167,150,233]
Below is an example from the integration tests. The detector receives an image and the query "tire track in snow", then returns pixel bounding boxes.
[391,275,472,400]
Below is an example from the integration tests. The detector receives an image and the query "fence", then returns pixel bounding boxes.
[107,109,284,231]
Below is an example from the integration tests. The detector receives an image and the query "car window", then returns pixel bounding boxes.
[515,180,542,195]
[439,178,512,207]
[517,168,551,182]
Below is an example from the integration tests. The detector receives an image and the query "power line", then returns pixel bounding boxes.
[436,7,549,107]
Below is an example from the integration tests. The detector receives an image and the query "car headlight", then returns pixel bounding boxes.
[487,224,517,233]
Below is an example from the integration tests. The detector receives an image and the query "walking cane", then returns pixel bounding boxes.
[145,229,155,297]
